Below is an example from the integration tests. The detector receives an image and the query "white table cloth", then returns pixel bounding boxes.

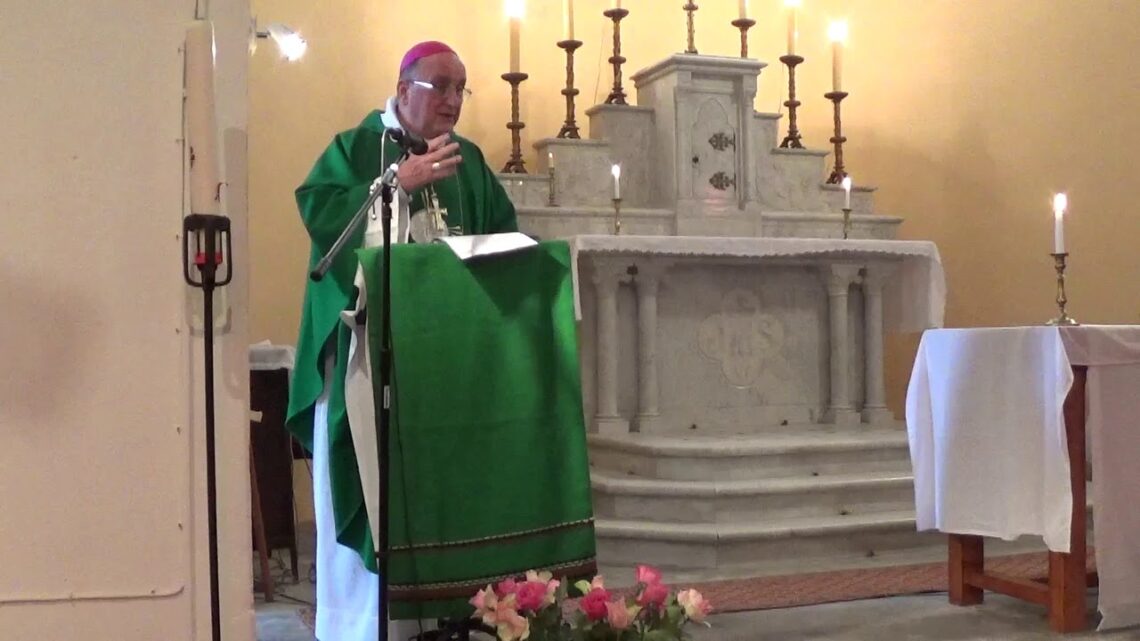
[907,325,1140,630]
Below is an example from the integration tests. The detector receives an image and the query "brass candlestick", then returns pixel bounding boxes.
[683,2,699,54]
[604,8,630,105]
[842,207,852,239]
[731,18,755,58]
[1046,253,1079,326]
[557,39,583,138]
[778,54,805,149]
[612,197,623,235]
[501,72,528,174]
[824,90,849,184]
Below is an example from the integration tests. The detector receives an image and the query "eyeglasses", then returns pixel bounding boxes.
[411,80,473,100]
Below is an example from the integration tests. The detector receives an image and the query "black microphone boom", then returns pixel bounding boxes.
[388,128,429,155]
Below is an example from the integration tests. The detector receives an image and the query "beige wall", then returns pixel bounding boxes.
[250,0,1140,415]
[1,1,253,639]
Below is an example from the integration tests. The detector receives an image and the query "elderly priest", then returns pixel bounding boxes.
[285,41,595,641]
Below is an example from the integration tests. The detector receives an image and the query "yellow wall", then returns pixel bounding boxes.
[250,0,1140,416]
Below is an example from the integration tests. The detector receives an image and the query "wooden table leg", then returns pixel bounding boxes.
[1048,366,1088,633]
[949,533,985,605]
[250,445,275,602]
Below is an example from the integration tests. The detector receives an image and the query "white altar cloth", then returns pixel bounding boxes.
[906,325,1140,630]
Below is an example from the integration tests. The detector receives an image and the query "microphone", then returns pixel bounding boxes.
[387,128,428,155]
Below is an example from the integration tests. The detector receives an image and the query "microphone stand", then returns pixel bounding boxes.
[376,175,394,641]
[308,141,405,641]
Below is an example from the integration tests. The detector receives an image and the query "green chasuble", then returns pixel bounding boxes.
[285,110,520,596]
[358,241,596,618]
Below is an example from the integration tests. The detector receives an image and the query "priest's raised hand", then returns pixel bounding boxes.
[396,133,462,193]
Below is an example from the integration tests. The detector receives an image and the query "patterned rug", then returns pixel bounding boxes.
[690,549,1097,614]
[296,550,1097,629]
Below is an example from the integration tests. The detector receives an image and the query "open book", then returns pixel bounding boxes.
[435,231,538,261]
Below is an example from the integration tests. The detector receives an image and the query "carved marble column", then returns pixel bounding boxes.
[861,264,896,424]
[592,259,632,436]
[821,264,862,426]
[632,261,670,433]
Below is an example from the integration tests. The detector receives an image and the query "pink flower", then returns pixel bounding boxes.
[605,599,639,630]
[677,589,712,622]
[515,581,547,612]
[525,570,553,583]
[470,585,495,618]
[494,604,530,641]
[579,587,611,621]
[525,570,560,606]
[636,580,669,609]
[496,578,520,597]
[635,564,663,586]
[475,592,530,641]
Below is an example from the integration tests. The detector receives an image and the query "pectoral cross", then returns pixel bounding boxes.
[428,189,449,235]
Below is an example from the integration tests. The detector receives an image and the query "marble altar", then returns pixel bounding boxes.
[495,53,949,574]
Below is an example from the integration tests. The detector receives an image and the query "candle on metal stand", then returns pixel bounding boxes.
[786,0,800,55]
[564,0,575,40]
[612,164,622,199]
[1053,193,1067,254]
[186,20,221,215]
[842,176,852,209]
[828,20,848,93]
[506,0,524,74]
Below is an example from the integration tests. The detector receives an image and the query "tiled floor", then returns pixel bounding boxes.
[254,524,1139,641]
[256,589,1140,641]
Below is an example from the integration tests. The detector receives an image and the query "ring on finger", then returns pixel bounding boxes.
[431,161,441,171]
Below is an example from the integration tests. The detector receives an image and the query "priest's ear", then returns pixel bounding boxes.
[396,76,412,106]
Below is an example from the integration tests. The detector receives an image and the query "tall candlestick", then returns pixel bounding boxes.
[603,6,630,105]
[564,0,575,40]
[829,20,847,93]
[842,176,852,209]
[1053,193,1067,254]
[738,0,749,19]
[185,20,221,215]
[612,164,622,199]
[506,0,524,74]
[786,0,800,55]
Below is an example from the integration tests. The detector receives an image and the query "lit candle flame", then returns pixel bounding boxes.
[1053,193,1068,216]
[505,0,525,19]
[828,20,849,43]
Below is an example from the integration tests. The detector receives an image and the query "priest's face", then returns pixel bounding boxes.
[397,52,467,139]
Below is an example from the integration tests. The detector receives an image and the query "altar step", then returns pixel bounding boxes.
[594,510,940,572]
[588,427,1093,577]
[587,427,913,482]
[591,470,915,524]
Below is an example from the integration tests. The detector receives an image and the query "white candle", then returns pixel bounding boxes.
[563,0,574,40]
[611,164,621,199]
[841,176,852,209]
[613,0,622,8]
[1053,193,1067,254]
[828,21,848,93]
[185,20,221,215]
[506,0,524,73]
[548,151,554,169]
[738,0,749,20]
[786,0,801,55]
